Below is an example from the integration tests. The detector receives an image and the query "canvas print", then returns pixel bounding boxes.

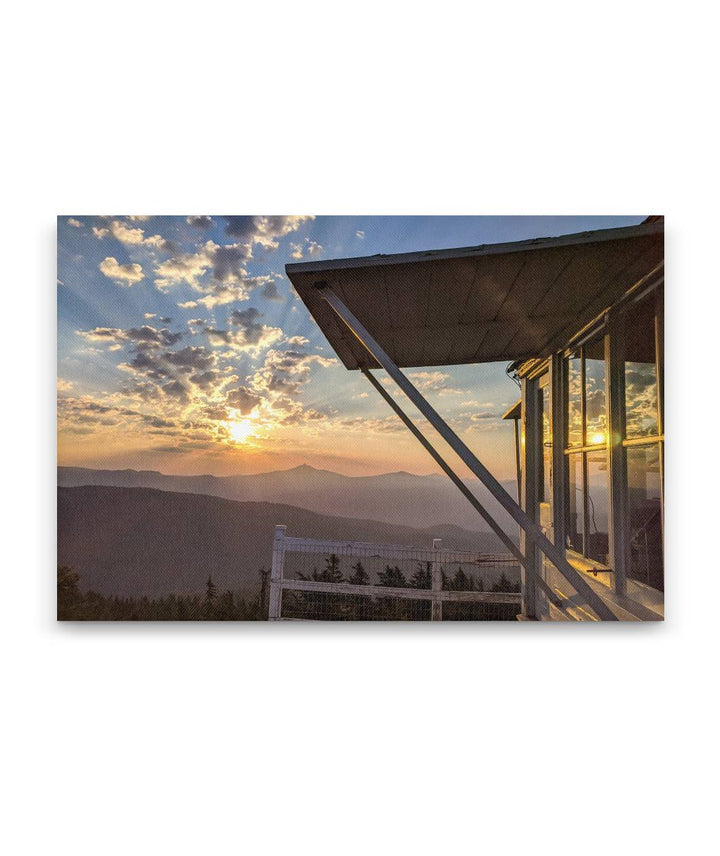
[57,215,664,621]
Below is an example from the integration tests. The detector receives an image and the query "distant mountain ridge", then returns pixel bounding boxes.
[57,485,508,599]
[57,464,519,534]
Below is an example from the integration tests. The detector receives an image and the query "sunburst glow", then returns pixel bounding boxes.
[227,419,255,444]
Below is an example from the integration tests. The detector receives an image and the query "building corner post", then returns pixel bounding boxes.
[520,378,540,618]
[606,321,628,597]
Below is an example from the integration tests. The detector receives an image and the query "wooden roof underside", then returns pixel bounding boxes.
[286,222,664,370]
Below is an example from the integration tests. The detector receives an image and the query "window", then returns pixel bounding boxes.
[567,353,583,447]
[564,335,610,565]
[586,450,610,565]
[622,292,664,591]
[541,377,551,505]
[585,338,607,446]
[627,445,663,591]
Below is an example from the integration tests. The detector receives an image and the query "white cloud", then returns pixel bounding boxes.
[356,230,365,239]
[408,370,463,395]
[67,218,83,228]
[187,215,213,229]
[98,256,144,285]
[92,218,175,252]
[154,245,212,289]
[154,240,281,308]
[225,215,314,250]
[306,240,323,257]
[203,323,283,355]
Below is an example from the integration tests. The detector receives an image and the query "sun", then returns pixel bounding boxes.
[227,419,254,444]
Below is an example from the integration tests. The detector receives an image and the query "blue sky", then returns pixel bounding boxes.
[57,215,644,477]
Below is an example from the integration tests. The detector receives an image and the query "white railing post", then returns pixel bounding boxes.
[269,524,286,620]
[431,538,442,621]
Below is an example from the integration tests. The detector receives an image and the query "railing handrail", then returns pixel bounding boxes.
[269,526,520,620]
[279,533,517,564]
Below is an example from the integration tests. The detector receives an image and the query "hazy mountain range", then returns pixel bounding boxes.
[58,486,509,599]
[57,464,519,534]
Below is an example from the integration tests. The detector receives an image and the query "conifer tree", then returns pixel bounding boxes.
[452,567,470,591]
[378,565,407,588]
[57,565,81,610]
[203,576,217,618]
[319,554,343,583]
[410,562,431,589]
[348,561,369,585]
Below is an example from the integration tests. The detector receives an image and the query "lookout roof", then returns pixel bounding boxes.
[285,221,663,369]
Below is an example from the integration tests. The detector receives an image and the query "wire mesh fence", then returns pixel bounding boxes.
[270,527,522,621]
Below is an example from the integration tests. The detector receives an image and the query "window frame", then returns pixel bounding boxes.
[618,286,664,593]
[563,335,611,568]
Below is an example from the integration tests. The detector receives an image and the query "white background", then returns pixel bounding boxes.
[2,2,718,854]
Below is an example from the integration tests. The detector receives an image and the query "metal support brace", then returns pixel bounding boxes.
[363,368,571,616]
[362,368,530,571]
[322,286,617,621]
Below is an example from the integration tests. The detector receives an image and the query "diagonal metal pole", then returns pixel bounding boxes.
[362,368,528,570]
[364,368,568,613]
[321,285,617,621]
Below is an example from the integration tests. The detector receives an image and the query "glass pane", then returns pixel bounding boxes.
[567,352,582,447]
[586,450,610,565]
[624,297,659,439]
[627,444,664,591]
[566,454,584,553]
[542,382,552,506]
[585,338,607,446]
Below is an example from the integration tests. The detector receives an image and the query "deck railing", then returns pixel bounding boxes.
[269,525,522,621]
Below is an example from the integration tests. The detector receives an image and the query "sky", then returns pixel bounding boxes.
[57,215,644,479]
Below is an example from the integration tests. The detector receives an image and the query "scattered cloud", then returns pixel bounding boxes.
[251,346,335,398]
[68,218,84,228]
[408,371,463,396]
[98,256,144,285]
[226,386,262,415]
[93,218,176,253]
[78,325,183,348]
[224,215,313,249]
[187,215,213,229]
[154,240,284,307]
[356,230,365,239]
[259,280,282,300]
[203,306,284,354]
[288,238,323,260]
